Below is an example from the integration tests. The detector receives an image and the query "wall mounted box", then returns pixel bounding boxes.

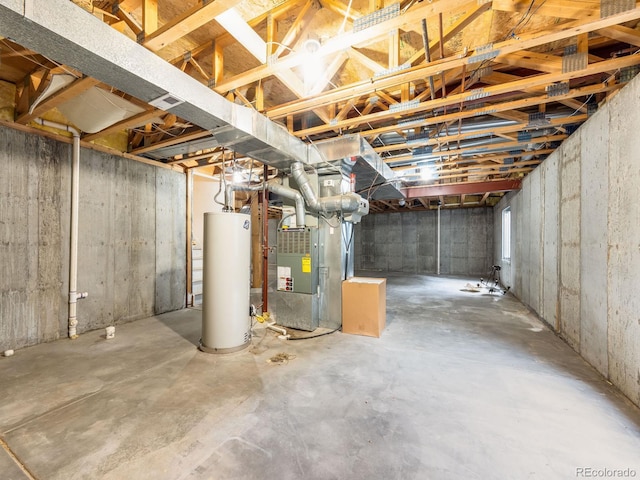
[342,277,386,337]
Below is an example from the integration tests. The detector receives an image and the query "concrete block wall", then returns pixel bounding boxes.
[494,75,640,408]
[0,126,186,351]
[354,207,493,276]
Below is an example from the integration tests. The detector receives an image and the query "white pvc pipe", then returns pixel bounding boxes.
[437,204,441,275]
[36,119,85,338]
[266,321,290,340]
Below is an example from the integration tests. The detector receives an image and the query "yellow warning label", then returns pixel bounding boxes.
[301,257,311,273]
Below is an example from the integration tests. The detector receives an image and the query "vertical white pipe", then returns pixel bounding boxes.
[68,130,81,338]
[437,204,441,275]
[36,119,82,338]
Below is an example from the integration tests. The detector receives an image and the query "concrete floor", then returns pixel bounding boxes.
[1,274,639,480]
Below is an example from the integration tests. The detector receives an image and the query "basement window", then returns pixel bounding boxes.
[502,207,511,262]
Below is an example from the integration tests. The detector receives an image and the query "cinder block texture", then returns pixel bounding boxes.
[354,207,493,276]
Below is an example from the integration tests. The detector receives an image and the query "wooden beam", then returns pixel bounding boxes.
[113,3,143,36]
[348,47,386,74]
[214,0,476,93]
[82,108,162,142]
[212,41,224,86]
[292,54,635,137]
[16,76,100,125]
[267,14,277,58]
[490,111,531,124]
[496,51,563,73]
[130,130,213,154]
[389,29,400,69]
[1,119,181,171]
[427,163,542,181]
[370,0,384,11]
[215,8,267,63]
[143,0,238,51]
[165,0,301,66]
[320,0,358,23]
[142,0,158,35]
[274,0,319,58]
[189,57,211,82]
[385,134,566,165]
[482,70,589,112]
[491,0,600,19]
[597,25,640,47]
[265,6,640,119]
[308,52,349,96]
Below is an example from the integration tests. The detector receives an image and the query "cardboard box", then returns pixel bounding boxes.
[342,277,386,337]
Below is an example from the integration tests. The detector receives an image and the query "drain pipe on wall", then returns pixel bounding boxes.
[35,119,88,339]
[437,202,441,275]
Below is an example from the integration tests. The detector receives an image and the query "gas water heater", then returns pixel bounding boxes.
[200,212,251,353]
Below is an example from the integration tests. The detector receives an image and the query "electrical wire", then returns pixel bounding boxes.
[277,212,295,230]
[0,40,80,78]
[287,326,341,340]
[214,148,227,206]
[318,213,341,229]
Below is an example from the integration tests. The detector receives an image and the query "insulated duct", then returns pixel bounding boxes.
[266,180,307,228]
[290,162,368,219]
[224,180,306,228]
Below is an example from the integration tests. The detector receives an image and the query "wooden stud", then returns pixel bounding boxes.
[142,0,158,36]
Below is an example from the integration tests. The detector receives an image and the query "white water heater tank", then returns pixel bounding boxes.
[201,212,251,353]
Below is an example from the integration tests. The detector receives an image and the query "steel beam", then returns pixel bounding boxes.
[402,179,522,198]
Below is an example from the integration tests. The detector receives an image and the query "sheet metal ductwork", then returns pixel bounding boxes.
[311,135,404,200]
[0,0,322,170]
[290,162,368,222]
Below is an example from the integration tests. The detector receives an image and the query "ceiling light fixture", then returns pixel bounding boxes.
[302,37,323,94]
[302,38,321,55]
